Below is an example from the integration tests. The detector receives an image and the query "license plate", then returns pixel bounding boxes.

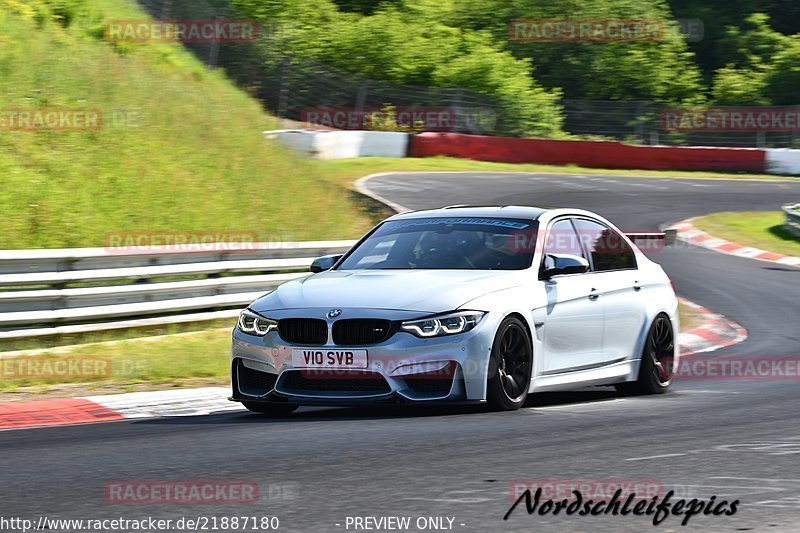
[291,349,368,369]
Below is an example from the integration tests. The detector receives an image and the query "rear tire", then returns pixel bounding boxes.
[241,402,298,416]
[616,314,675,395]
[486,317,533,411]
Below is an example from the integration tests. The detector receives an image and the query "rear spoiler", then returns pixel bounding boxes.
[625,229,677,247]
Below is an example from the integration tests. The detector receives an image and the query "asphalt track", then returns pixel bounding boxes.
[2,172,800,533]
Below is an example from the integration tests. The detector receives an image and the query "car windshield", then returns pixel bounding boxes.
[336,217,538,270]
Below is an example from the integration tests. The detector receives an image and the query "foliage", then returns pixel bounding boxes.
[232,0,800,111]
[448,0,705,104]
[232,0,564,136]
[669,0,800,75]
[711,14,800,105]
[362,105,424,133]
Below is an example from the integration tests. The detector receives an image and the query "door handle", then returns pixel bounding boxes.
[588,288,599,301]
[633,281,642,291]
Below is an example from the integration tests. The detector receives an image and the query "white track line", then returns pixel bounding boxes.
[626,452,687,461]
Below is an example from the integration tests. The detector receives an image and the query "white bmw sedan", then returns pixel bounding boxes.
[231,206,678,414]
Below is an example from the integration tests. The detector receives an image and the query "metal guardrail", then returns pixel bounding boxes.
[0,241,354,274]
[0,230,688,341]
[0,241,356,340]
[783,203,800,239]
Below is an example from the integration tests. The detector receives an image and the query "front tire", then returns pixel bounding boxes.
[486,317,533,411]
[241,401,298,416]
[616,314,675,395]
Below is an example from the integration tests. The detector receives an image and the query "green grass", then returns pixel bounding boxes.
[0,327,232,398]
[0,317,237,353]
[692,211,800,258]
[0,0,374,249]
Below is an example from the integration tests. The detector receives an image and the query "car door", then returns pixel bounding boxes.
[533,218,606,374]
[572,217,646,364]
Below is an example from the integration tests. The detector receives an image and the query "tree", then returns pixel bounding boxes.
[710,13,800,105]
[763,37,800,104]
[450,0,705,104]
[232,0,564,136]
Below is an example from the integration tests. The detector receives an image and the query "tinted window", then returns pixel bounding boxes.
[573,218,636,271]
[337,217,538,270]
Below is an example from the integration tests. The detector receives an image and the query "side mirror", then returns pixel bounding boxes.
[540,253,590,280]
[310,254,342,273]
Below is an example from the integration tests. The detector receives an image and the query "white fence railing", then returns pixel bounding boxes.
[0,241,356,340]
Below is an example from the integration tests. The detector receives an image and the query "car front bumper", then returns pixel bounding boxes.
[230,308,499,404]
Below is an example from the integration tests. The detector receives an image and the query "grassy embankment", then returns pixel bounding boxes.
[0,0,373,250]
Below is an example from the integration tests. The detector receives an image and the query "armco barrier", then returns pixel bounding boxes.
[0,240,355,339]
[409,132,767,173]
[783,203,800,238]
[266,130,408,159]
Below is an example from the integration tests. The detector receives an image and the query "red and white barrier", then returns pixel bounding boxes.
[766,148,800,175]
[409,132,769,173]
[268,129,800,175]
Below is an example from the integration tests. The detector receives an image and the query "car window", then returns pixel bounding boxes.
[543,219,588,260]
[337,217,538,270]
[573,218,637,272]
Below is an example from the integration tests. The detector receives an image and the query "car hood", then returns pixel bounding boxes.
[249,269,524,314]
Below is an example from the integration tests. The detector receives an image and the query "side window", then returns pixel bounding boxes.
[573,218,636,271]
[543,219,588,260]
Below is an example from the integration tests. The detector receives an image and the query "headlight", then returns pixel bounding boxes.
[237,310,278,336]
[401,311,485,338]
